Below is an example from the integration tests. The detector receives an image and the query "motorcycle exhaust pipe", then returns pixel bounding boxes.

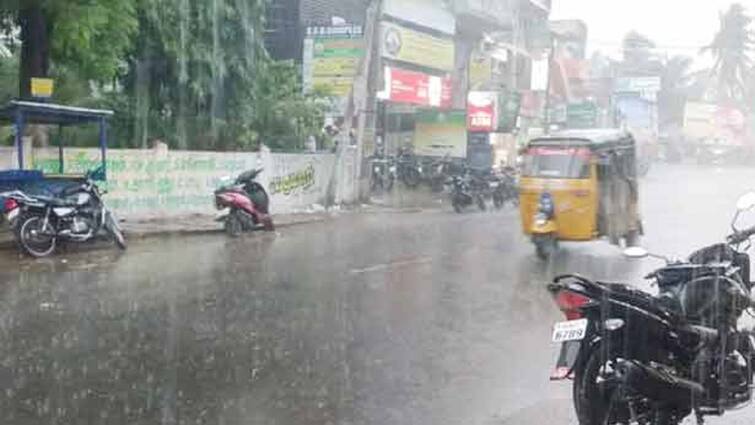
[616,360,704,406]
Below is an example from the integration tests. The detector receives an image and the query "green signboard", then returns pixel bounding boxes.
[567,102,598,129]
[498,90,521,132]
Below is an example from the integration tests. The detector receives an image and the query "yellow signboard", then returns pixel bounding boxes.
[312,77,354,97]
[469,53,492,89]
[30,78,54,98]
[313,57,360,76]
[381,22,454,71]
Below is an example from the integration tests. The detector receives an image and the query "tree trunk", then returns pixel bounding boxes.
[18,2,50,99]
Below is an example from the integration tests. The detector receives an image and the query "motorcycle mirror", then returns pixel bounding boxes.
[736,192,755,212]
[623,246,649,259]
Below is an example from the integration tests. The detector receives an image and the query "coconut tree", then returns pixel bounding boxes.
[701,3,753,103]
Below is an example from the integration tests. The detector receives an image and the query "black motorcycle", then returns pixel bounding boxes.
[395,148,422,189]
[370,155,396,193]
[447,170,485,213]
[7,167,126,257]
[547,192,755,425]
[491,167,519,209]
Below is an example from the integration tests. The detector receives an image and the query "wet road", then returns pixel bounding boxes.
[3,163,755,424]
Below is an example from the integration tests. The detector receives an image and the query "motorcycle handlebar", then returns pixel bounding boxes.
[727,225,755,245]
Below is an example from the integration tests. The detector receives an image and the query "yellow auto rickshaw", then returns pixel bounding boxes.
[519,129,642,259]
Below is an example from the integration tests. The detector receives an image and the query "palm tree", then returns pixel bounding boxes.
[701,3,753,103]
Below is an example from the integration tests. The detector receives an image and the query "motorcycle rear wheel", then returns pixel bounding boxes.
[19,215,57,257]
[476,195,486,211]
[492,192,504,209]
[402,168,421,188]
[574,348,679,425]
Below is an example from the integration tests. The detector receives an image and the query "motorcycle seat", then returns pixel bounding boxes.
[34,195,77,207]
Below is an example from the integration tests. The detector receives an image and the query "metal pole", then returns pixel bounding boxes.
[543,36,554,135]
[99,118,108,180]
[57,125,63,174]
[15,109,24,169]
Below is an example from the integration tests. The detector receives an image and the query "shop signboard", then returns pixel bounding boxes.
[566,101,598,128]
[469,51,492,89]
[684,102,745,144]
[413,110,468,158]
[377,66,452,108]
[614,77,661,101]
[467,91,497,132]
[498,90,522,132]
[380,22,454,72]
[302,26,365,102]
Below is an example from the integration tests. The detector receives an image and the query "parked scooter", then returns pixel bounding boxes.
[214,169,274,236]
[547,192,755,425]
[2,167,126,257]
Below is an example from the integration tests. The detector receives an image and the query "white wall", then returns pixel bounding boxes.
[27,145,353,219]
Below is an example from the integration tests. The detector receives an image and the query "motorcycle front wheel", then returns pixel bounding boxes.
[19,215,57,257]
[105,212,127,250]
[225,212,243,237]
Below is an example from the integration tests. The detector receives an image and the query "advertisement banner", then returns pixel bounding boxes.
[467,91,497,132]
[684,102,745,144]
[380,22,454,71]
[413,110,468,158]
[378,66,452,108]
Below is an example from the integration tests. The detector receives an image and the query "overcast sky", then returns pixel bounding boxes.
[551,0,755,68]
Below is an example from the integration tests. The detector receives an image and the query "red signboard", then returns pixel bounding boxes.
[379,67,452,108]
[467,91,497,131]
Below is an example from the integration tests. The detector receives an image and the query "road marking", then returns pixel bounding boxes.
[349,257,432,274]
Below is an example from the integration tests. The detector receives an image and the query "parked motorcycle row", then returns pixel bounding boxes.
[548,193,755,425]
[370,150,519,213]
[1,167,275,257]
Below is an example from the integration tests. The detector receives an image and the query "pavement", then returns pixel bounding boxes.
[1,163,755,424]
[0,211,337,251]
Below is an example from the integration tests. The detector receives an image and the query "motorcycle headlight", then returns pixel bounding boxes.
[534,212,548,226]
[538,192,555,218]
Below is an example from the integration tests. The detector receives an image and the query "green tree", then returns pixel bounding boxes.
[0,0,138,98]
[658,55,692,127]
[701,3,753,103]
[620,31,663,77]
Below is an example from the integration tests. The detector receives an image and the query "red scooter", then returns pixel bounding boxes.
[214,169,274,236]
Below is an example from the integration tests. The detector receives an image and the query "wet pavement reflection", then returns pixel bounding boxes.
[2,164,755,424]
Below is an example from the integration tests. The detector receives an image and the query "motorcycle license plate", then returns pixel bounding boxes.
[552,319,588,342]
[489,182,499,188]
